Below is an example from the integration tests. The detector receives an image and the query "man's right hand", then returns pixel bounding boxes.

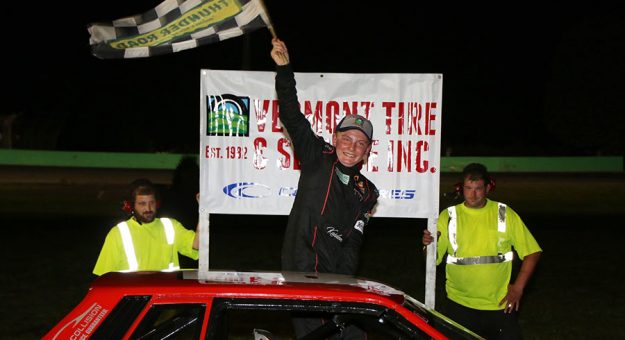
[422,229,441,246]
[271,38,290,66]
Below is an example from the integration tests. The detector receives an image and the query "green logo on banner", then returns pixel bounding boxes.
[206,94,250,136]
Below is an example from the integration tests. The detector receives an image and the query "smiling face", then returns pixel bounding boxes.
[133,194,157,223]
[332,129,371,168]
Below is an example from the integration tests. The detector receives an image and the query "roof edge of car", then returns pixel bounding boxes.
[185,270,406,295]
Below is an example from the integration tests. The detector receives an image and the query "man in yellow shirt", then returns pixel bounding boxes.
[423,163,541,339]
[93,178,199,276]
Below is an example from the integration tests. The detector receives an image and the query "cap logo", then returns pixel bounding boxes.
[337,114,373,141]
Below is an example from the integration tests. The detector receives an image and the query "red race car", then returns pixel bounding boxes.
[44,270,481,339]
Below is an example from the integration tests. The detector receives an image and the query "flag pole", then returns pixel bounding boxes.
[257,0,277,38]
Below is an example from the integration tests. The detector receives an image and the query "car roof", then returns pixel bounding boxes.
[93,270,407,305]
[46,270,483,340]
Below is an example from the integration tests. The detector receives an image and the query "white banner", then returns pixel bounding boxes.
[199,69,442,218]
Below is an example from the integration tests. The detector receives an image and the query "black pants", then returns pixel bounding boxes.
[443,298,522,340]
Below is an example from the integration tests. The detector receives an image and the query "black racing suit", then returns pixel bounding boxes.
[276,64,379,276]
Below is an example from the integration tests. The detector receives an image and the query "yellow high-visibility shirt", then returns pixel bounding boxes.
[436,199,542,310]
[93,217,198,276]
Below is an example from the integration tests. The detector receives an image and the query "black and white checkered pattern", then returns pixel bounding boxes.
[88,0,271,59]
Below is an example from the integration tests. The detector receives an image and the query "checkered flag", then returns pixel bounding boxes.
[88,0,273,59]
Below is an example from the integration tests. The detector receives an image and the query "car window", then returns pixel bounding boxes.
[206,298,433,339]
[130,303,205,340]
[91,295,151,340]
[219,308,295,339]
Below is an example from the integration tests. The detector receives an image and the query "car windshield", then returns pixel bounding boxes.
[402,295,483,339]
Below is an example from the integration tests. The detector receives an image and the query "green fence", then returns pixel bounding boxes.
[0,149,622,172]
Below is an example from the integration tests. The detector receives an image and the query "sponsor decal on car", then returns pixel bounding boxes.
[53,302,108,339]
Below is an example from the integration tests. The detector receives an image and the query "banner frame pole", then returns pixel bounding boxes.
[198,209,210,280]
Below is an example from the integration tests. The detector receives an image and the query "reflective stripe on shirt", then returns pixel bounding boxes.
[448,206,458,255]
[161,218,178,270]
[162,263,180,271]
[118,218,178,272]
[447,203,511,265]
[161,218,175,245]
[117,222,138,271]
[447,251,513,265]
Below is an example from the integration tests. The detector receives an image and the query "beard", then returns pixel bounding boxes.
[135,211,156,224]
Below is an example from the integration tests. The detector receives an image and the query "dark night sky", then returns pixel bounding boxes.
[5,1,625,156]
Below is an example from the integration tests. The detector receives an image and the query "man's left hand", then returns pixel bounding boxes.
[500,283,523,313]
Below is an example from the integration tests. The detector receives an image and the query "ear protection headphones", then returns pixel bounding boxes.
[447,176,496,197]
[121,199,161,214]
[121,178,161,215]
[121,200,133,214]
[487,177,496,193]
[442,182,463,199]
